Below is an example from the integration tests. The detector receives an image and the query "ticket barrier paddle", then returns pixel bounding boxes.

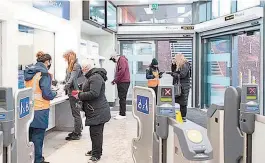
[132,86,213,163]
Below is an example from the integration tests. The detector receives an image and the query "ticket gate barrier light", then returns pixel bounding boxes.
[0,87,34,163]
[207,84,259,163]
[132,86,213,163]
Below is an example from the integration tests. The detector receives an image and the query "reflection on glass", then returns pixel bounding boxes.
[89,1,105,26]
[120,4,192,24]
[206,36,231,106]
[107,2,117,31]
[137,61,150,74]
[237,0,260,11]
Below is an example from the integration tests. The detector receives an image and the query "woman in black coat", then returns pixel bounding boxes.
[171,54,191,121]
[73,59,111,163]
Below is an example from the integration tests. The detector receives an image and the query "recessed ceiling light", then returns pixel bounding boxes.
[178,7,186,14]
[144,8,153,15]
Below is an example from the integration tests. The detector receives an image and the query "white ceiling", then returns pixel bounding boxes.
[112,0,195,6]
[81,21,112,36]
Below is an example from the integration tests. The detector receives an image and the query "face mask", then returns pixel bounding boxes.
[47,64,51,70]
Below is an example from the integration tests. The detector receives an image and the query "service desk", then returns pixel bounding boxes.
[47,95,84,132]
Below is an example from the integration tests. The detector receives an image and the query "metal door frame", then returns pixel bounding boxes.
[198,18,263,111]
[118,34,196,107]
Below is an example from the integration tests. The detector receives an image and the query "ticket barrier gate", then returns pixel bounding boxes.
[132,86,213,163]
[207,84,259,163]
[0,87,34,163]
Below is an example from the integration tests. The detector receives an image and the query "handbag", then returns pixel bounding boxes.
[174,74,182,97]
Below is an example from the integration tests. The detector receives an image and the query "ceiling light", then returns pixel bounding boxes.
[178,18,184,23]
[178,7,186,14]
[144,8,153,15]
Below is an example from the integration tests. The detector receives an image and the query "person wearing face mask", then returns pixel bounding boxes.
[63,50,83,141]
[24,51,57,163]
[146,58,163,104]
[72,59,111,163]
[109,54,130,120]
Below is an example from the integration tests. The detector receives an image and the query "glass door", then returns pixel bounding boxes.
[203,36,232,107]
[120,41,156,99]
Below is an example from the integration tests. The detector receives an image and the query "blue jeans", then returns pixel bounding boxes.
[29,127,46,163]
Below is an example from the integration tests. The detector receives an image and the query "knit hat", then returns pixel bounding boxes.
[151,58,158,66]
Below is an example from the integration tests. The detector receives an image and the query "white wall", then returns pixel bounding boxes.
[82,34,117,103]
[0,0,81,92]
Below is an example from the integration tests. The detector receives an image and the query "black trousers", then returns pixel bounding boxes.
[90,123,105,158]
[69,96,83,134]
[150,86,158,105]
[179,105,187,118]
[117,82,130,116]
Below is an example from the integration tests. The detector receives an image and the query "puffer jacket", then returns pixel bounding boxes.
[78,68,111,126]
[171,62,191,106]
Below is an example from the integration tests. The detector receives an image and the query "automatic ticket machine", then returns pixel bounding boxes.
[0,87,34,163]
[132,85,213,163]
[207,84,259,163]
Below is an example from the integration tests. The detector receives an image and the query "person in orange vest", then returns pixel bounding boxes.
[146,58,163,103]
[24,51,57,163]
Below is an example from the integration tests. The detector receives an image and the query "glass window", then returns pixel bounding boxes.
[237,0,260,11]
[120,4,192,24]
[107,2,117,31]
[18,25,55,89]
[89,0,105,26]
[199,3,207,22]
[212,0,231,19]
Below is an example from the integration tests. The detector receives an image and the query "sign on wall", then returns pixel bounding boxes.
[33,0,70,20]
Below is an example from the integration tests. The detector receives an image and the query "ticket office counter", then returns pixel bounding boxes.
[47,95,85,132]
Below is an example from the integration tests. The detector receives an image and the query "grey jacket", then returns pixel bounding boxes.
[64,60,82,95]
[78,68,111,126]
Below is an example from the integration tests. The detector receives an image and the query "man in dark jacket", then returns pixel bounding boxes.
[73,59,111,163]
[110,54,130,120]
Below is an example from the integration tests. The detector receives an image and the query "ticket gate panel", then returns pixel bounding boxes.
[166,125,174,163]
[173,120,213,162]
[14,88,34,163]
[207,104,224,163]
[0,131,3,163]
[251,117,265,163]
[132,86,157,163]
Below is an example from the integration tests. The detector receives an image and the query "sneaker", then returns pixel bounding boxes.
[182,117,187,122]
[114,115,126,120]
[85,151,92,156]
[65,133,81,140]
[41,161,49,163]
[88,156,100,163]
[68,132,82,137]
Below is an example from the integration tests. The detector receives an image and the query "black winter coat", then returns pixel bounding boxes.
[78,68,111,126]
[171,62,191,106]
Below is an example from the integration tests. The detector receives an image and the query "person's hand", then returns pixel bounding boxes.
[72,90,80,99]
[111,80,116,85]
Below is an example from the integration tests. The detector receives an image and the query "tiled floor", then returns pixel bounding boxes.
[43,112,136,163]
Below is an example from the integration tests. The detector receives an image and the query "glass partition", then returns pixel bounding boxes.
[119,4,192,24]
[18,25,55,89]
[107,1,117,31]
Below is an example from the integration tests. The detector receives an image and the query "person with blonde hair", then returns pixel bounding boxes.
[171,53,191,122]
[63,50,83,140]
[72,58,111,162]
[24,51,57,163]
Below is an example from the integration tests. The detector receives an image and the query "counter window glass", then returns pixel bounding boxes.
[89,0,105,26]
[107,1,117,31]
[18,24,55,89]
[237,0,260,11]
[119,4,192,24]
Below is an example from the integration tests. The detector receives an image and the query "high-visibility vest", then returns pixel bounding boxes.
[148,71,160,87]
[25,72,50,110]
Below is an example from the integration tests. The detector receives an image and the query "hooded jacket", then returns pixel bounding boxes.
[114,56,130,84]
[24,62,56,129]
[78,68,111,126]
